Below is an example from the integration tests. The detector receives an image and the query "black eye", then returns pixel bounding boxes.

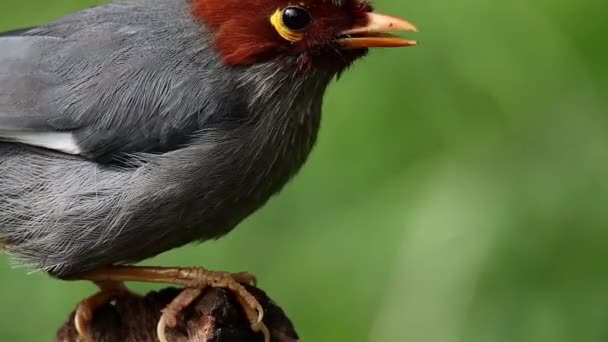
[282,7,313,32]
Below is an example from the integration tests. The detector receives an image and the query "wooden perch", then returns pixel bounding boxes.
[56,286,299,342]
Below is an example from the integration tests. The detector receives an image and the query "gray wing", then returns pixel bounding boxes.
[0,1,236,162]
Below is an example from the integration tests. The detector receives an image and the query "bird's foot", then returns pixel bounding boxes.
[74,280,139,342]
[157,269,266,342]
[68,266,269,342]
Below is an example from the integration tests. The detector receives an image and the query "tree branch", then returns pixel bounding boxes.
[56,286,298,342]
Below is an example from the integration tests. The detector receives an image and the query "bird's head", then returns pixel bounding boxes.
[192,0,417,74]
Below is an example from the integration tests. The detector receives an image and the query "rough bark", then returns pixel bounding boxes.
[56,286,298,342]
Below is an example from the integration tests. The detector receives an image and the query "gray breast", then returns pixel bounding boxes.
[0,64,333,277]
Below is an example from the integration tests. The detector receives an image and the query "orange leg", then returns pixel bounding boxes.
[68,265,269,342]
[74,280,138,342]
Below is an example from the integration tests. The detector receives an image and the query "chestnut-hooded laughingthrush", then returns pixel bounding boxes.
[0,0,417,340]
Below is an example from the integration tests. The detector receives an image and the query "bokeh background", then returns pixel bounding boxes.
[1,0,608,341]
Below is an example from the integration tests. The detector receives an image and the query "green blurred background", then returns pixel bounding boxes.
[2,0,608,341]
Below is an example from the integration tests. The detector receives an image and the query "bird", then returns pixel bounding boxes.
[0,0,417,341]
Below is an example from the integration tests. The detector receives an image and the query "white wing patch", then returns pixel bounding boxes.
[0,130,82,155]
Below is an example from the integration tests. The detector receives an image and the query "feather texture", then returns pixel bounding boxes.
[0,131,81,154]
[0,1,228,161]
[0,0,335,276]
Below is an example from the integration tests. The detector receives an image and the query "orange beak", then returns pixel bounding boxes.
[337,13,418,49]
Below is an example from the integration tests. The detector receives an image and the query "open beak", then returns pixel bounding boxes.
[337,13,418,49]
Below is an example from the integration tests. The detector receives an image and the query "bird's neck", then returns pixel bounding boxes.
[160,65,334,241]
[233,64,333,195]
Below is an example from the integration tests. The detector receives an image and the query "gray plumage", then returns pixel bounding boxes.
[0,0,333,276]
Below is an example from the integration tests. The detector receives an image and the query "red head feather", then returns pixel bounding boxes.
[192,0,373,71]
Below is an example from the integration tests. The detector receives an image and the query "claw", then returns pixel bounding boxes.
[74,304,94,342]
[159,270,269,342]
[73,281,135,342]
[68,266,270,342]
[157,315,170,342]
